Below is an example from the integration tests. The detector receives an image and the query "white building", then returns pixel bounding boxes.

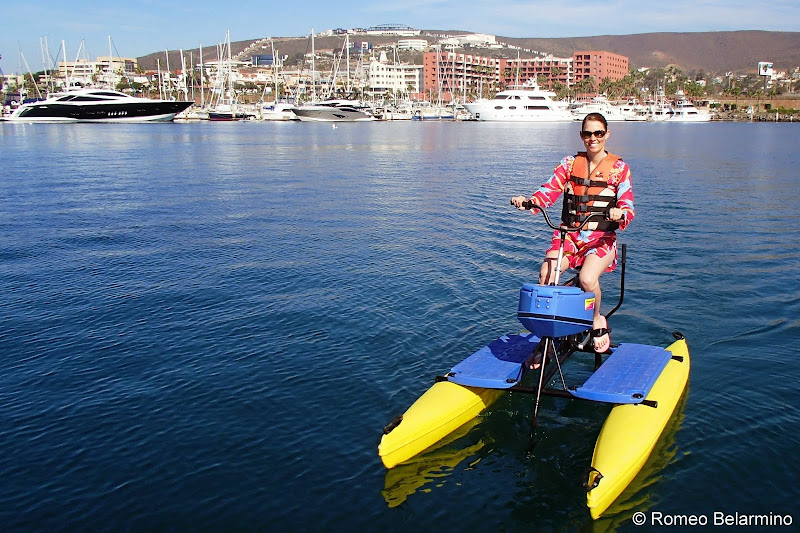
[439,33,497,47]
[367,52,423,96]
[398,39,428,51]
[365,24,420,37]
[56,56,137,88]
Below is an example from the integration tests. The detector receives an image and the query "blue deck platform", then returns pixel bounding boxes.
[569,343,672,404]
[447,333,541,389]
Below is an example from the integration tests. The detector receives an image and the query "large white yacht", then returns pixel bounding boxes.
[465,79,572,122]
[5,88,192,123]
[670,94,713,122]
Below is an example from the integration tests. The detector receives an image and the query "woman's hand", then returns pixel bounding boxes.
[608,207,625,221]
[511,196,530,210]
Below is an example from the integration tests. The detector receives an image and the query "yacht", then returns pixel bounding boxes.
[207,102,254,121]
[376,105,414,121]
[464,79,572,122]
[174,106,210,121]
[259,102,298,121]
[5,88,192,123]
[671,95,713,122]
[570,95,635,122]
[411,103,454,120]
[646,101,675,121]
[292,100,376,122]
[625,107,650,122]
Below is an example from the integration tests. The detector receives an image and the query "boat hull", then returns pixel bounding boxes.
[378,380,503,469]
[207,112,249,121]
[670,114,713,122]
[586,338,690,519]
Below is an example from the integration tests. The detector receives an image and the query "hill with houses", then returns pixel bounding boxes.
[138,30,800,76]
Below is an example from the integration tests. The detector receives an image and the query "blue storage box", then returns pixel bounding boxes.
[517,283,595,337]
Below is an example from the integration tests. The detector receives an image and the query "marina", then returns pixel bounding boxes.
[3,84,791,122]
[1,120,797,530]
[4,30,797,124]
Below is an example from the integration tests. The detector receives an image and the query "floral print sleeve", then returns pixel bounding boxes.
[529,156,573,208]
[611,160,634,231]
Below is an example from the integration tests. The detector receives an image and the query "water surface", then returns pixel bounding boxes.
[1,120,798,531]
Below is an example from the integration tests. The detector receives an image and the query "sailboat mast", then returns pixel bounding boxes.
[157,58,162,99]
[179,49,187,101]
[199,43,205,107]
[188,51,194,102]
[311,28,316,102]
[226,30,233,110]
[271,39,278,102]
[62,40,69,89]
[165,49,171,99]
[109,35,114,89]
[39,37,50,94]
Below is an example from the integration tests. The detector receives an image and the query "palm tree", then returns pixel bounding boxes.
[550,66,563,89]
[537,74,548,87]
[574,76,596,98]
[552,81,568,100]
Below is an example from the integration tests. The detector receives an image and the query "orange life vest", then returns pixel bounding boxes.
[561,152,621,231]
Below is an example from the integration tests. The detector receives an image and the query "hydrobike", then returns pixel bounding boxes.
[378,202,690,519]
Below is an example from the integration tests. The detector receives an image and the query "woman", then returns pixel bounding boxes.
[511,113,634,352]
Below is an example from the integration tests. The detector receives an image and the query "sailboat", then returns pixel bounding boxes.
[257,39,298,121]
[207,30,249,121]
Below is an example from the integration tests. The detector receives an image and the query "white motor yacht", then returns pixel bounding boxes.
[259,102,299,121]
[570,95,635,122]
[464,80,572,122]
[671,96,713,122]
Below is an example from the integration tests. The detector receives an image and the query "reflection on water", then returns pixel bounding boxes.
[381,418,487,508]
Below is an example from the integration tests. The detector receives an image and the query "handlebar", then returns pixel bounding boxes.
[511,199,607,233]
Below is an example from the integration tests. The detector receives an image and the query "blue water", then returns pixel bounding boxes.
[1,120,798,532]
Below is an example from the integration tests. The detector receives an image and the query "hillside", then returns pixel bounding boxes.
[137,30,800,75]
[504,30,800,74]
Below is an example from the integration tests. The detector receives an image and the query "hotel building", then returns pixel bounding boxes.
[423,49,629,101]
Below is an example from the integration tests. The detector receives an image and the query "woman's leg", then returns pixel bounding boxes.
[539,249,569,285]
[579,252,616,351]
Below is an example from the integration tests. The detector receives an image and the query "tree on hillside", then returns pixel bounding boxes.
[677,79,707,98]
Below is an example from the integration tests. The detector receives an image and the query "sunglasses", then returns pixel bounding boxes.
[581,130,606,139]
[580,130,607,139]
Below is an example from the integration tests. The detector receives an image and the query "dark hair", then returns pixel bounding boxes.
[582,112,608,130]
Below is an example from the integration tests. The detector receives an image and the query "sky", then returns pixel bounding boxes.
[2,0,799,74]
